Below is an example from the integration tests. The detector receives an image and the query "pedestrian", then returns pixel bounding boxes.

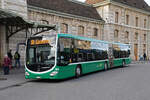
[143,53,147,61]
[7,49,13,69]
[14,51,21,69]
[2,54,11,75]
[139,55,143,61]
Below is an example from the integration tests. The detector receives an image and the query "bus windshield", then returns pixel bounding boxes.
[26,35,56,72]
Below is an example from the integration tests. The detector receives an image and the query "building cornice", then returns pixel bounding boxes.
[105,22,150,31]
[27,5,105,24]
[93,0,150,15]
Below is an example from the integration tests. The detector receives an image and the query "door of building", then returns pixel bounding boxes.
[0,28,2,66]
[134,44,138,61]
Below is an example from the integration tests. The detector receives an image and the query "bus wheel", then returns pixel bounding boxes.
[104,62,108,70]
[75,66,82,78]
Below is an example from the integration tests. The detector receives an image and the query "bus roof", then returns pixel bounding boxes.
[57,33,130,46]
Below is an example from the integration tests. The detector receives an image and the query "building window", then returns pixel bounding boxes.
[143,44,146,53]
[125,31,129,39]
[93,28,98,36]
[144,19,147,28]
[144,34,146,41]
[61,23,68,33]
[126,15,129,25]
[135,17,138,27]
[135,32,138,40]
[78,26,84,35]
[114,29,119,41]
[115,12,119,23]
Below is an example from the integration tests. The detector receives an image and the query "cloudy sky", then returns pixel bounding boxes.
[77,0,150,6]
[145,0,150,5]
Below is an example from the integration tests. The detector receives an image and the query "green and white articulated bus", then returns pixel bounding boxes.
[25,33,131,79]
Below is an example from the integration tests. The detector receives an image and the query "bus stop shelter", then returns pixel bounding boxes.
[0,8,57,66]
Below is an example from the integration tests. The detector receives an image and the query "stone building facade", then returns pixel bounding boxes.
[86,0,150,60]
[0,0,104,66]
[0,0,27,18]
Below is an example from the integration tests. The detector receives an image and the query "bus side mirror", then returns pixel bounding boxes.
[128,50,130,55]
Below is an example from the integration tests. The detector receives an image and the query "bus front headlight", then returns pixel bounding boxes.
[25,72,30,76]
[50,71,58,76]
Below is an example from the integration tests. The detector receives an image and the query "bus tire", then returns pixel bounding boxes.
[104,62,108,70]
[75,65,82,78]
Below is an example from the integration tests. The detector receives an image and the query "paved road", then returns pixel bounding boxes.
[0,64,150,100]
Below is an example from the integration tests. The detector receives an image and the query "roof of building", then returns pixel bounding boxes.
[27,0,103,21]
[86,0,105,5]
[86,0,150,12]
[0,8,56,38]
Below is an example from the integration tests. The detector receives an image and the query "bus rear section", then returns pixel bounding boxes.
[111,43,131,68]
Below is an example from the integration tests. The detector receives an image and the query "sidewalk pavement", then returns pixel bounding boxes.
[0,67,27,89]
[131,60,150,64]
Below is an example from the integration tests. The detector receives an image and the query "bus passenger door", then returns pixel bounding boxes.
[108,46,113,68]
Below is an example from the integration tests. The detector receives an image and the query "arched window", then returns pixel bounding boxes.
[114,29,119,41]
[125,31,129,39]
[143,44,146,53]
[93,28,98,36]
[135,32,138,40]
[135,17,138,27]
[144,34,146,41]
[78,26,84,35]
[144,19,147,28]
[126,15,129,25]
[115,12,119,23]
[61,23,68,33]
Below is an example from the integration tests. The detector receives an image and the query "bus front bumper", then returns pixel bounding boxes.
[25,70,60,79]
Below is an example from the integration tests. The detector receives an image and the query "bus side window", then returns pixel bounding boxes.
[113,44,120,58]
[72,53,77,63]
[77,53,83,62]
[57,37,72,65]
[60,41,64,52]
[83,52,87,61]
[87,53,93,61]
[73,39,89,62]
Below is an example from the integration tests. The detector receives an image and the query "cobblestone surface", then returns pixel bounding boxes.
[1,64,150,100]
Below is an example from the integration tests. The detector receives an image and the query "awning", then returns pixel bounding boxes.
[0,8,57,38]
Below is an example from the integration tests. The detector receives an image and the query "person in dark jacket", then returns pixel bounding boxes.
[7,49,13,69]
[3,54,11,75]
[143,53,147,61]
[7,49,13,60]
[14,51,21,68]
